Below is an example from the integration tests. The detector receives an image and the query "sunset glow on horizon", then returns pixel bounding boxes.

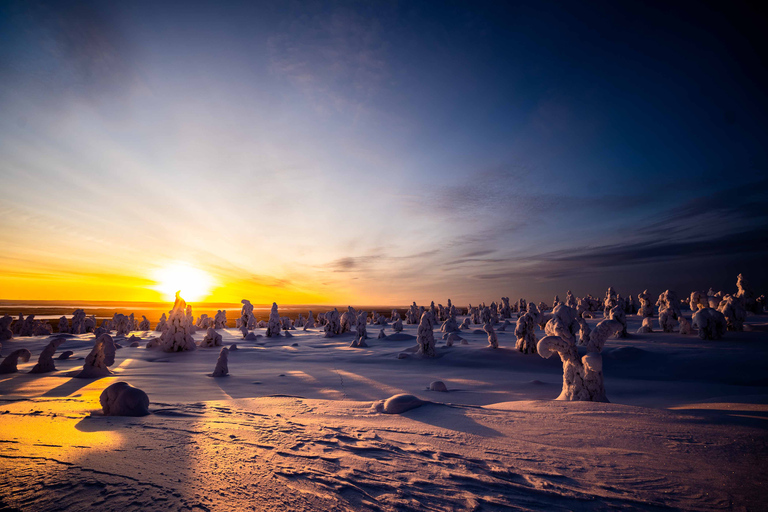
[0,1,766,305]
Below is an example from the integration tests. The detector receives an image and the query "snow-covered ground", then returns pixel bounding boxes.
[1,312,767,511]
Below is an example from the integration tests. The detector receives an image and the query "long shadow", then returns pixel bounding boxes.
[400,402,504,438]
[42,376,108,397]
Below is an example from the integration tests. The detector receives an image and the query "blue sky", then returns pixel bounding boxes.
[0,0,766,304]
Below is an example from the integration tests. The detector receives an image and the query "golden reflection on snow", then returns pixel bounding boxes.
[333,369,406,396]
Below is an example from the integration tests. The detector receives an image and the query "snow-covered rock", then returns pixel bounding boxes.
[100,382,150,416]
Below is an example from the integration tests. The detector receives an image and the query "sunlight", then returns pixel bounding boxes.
[151,262,214,302]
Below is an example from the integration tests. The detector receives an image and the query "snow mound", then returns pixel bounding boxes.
[429,381,448,392]
[374,393,429,414]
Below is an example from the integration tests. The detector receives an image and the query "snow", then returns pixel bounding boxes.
[100,382,150,417]
[1,303,767,511]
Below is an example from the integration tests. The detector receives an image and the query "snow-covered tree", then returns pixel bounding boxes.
[138,316,151,330]
[211,347,229,377]
[692,308,727,340]
[392,317,403,333]
[0,315,13,341]
[637,317,654,333]
[637,290,653,318]
[75,333,117,378]
[304,310,315,330]
[155,313,168,332]
[717,295,747,331]
[538,318,621,402]
[351,312,368,348]
[735,273,759,314]
[266,302,281,337]
[201,327,223,347]
[214,310,228,329]
[483,321,498,349]
[416,311,436,357]
[57,316,69,334]
[514,312,537,354]
[658,308,676,333]
[656,290,681,319]
[608,306,627,338]
[0,348,31,374]
[29,338,65,373]
[158,292,197,352]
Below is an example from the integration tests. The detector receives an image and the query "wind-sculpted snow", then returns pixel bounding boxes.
[100,382,150,416]
[75,333,117,378]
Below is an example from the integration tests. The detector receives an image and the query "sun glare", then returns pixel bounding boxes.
[151,263,214,302]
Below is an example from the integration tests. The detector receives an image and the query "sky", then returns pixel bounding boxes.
[0,0,766,306]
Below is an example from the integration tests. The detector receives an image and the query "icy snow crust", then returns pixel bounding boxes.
[1,305,768,510]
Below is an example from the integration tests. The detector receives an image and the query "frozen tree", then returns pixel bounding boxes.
[196,314,211,330]
[0,348,32,374]
[608,306,627,338]
[637,317,654,333]
[445,332,464,346]
[138,316,151,330]
[460,317,471,330]
[184,306,196,334]
[29,338,65,373]
[577,316,591,345]
[241,300,256,330]
[351,312,368,348]
[158,292,197,352]
[84,315,96,333]
[658,308,676,333]
[483,322,498,349]
[57,316,69,334]
[416,311,436,357]
[214,310,227,329]
[392,317,403,333]
[303,311,315,331]
[113,314,131,337]
[406,303,420,324]
[18,315,36,337]
[237,315,248,338]
[735,273,760,314]
[378,328,386,339]
[637,290,654,318]
[100,382,150,416]
[689,291,708,312]
[70,309,86,334]
[201,327,223,347]
[32,320,52,336]
[211,347,229,377]
[656,290,681,319]
[565,291,577,309]
[626,295,638,315]
[679,315,692,335]
[75,334,117,378]
[490,302,499,324]
[440,314,459,334]
[470,306,481,325]
[553,295,561,308]
[0,315,13,341]
[155,313,167,332]
[500,297,511,319]
[266,303,281,337]
[526,302,541,325]
[280,316,292,331]
[324,309,341,338]
[538,318,621,402]
[295,313,305,328]
[603,287,617,318]
[717,295,747,331]
[515,312,538,354]
[692,308,727,340]
[518,298,527,315]
[544,305,580,344]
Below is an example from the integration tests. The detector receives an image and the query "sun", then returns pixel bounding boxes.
[151,262,214,302]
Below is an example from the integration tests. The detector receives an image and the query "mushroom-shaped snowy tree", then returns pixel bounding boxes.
[538,316,621,402]
[0,348,31,374]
